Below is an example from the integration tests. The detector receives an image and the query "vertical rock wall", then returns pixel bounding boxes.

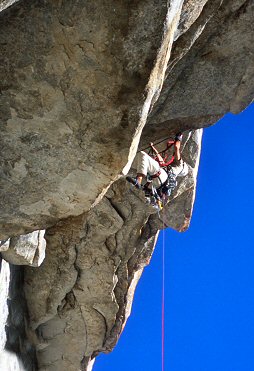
[0,0,184,239]
[1,1,254,370]
[20,131,201,370]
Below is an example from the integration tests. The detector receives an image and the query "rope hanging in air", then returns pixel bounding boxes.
[161,207,166,371]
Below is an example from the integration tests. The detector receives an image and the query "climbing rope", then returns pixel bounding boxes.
[161,205,166,371]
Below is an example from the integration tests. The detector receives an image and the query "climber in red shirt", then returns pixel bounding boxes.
[127,133,188,198]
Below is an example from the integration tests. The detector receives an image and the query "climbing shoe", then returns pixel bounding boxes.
[126,176,142,190]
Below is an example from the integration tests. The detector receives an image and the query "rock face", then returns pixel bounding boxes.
[0,0,18,12]
[0,0,254,370]
[21,130,201,371]
[0,0,183,239]
[1,231,46,267]
[142,0,254,146]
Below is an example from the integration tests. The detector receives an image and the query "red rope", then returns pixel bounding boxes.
[162,210,165,371]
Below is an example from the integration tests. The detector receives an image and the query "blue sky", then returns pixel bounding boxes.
[94,103,254,371]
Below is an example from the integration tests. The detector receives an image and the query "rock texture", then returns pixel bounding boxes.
[0,258,9,352]
[24,184,157,370]
[21,131,201,371]
[1,0,254,370]
[0,258,36,370]
[0,0,184,239]
[1,231,46,267]
[5,264,37,370]
[0,0,18,12]
[143,0,254,144]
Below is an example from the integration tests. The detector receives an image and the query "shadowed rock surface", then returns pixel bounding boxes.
[1,0,254,370]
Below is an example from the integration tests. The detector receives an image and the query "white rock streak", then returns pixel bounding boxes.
[122,0,185,176]
[0,259,10,351]
[0,350,25,371]
[0,259,25,371]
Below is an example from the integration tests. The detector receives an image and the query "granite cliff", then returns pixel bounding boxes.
[0,0,254,370]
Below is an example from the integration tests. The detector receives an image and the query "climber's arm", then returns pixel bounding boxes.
[150,143,164,165]
[174,139,181,161]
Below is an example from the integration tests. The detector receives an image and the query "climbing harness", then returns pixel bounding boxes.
[150,170,162,179]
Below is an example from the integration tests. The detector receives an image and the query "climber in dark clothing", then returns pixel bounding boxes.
[127,133,188,199]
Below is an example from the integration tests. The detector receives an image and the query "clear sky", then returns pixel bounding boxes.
[94,103,254,371]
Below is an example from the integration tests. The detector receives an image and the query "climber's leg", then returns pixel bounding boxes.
[126,151,160,188]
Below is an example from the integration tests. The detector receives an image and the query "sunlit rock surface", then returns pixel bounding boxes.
[0,350,25,371]
[21,131,200,370]
[0,259,10,352]
[1,231,46,267]
[0,259,25,371]
[0,0,183,239]
[0,0,18,12]
[1,0,254,370]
